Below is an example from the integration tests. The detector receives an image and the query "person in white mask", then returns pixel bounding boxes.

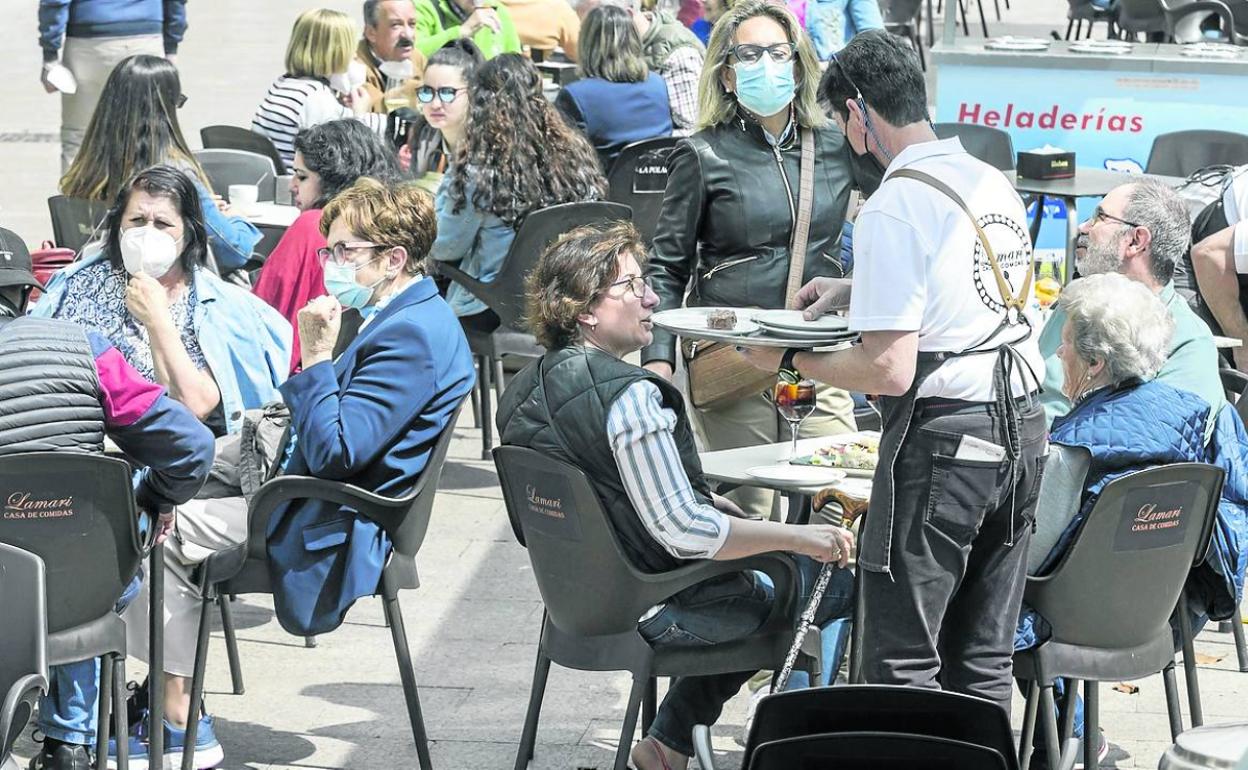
[34,164,292,439]
[31,164,293,768]
[253,8,388,170]
[357,0,427,113]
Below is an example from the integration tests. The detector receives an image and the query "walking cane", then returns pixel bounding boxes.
[773,560,836,691]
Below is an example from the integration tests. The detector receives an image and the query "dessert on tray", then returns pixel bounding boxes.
[791,435,880,470]
[706,309,738,330]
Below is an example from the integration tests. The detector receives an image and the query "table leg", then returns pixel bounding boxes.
[149,546,165,764]
[1028,194,1045,247]
[1063,195,1079,284]
[784,492,812,525]
[927,0,936,47]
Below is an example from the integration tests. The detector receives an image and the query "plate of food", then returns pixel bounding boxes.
[753,309,851,333]
[652,307,761,336]
[746,463,847,487]
[790,433,880,477]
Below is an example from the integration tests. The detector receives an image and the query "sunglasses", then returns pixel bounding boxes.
[417,86,466,104]
[728,43,797,65]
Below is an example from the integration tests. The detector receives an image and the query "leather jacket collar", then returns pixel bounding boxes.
[733,105,798,151]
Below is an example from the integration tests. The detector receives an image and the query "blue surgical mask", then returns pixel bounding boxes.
[732,58,795,118]
[323,261,384,310]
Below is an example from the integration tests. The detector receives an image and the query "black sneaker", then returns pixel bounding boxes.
[27,738,91,770]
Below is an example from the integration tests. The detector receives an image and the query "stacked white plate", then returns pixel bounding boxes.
[1069,40,1134,55]
[1179,42,1243,59]
[985,36,1051,52]
[752,310,855,342]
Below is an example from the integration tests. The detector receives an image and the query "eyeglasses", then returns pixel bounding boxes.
[729,43,796,65]
[604,274,650,299]
[176,93,188,109]
[1091,206,1141,229]
[417,86,466,104]
[316,241,381,266]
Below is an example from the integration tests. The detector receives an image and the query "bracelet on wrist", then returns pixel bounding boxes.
[778,347,801,382]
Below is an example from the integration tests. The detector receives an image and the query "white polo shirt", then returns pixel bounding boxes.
[1221,166,1248,273]
[848,138,1044,402]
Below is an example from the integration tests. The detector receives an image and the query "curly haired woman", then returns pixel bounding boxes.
[430,52,606,334]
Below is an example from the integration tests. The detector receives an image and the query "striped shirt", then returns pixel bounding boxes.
[606,380,729,560]
[252,75,385,170]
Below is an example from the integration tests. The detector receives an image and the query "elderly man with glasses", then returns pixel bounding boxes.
[1038,178,1227,440]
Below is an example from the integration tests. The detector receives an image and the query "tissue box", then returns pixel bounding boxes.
[1017,149,1076,180]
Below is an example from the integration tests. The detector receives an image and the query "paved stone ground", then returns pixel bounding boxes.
[3,0,1246,768]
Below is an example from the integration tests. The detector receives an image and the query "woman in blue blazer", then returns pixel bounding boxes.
[266,177,475,635]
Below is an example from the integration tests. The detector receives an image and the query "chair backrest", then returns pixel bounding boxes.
[1027,463,1223,650]
[607,137,680,246]
[748,731,1008,770]
[878,0,923,25]
[0,543,47,767]
[933,123,1016,171]
[200,125,288,172]
[1116,0,1167,30]
[46,195,110,253]
[193,148,278,201]
[486,201,632,332]
[493,445,663,636]
[743,685,1017,770]
[1146,130,1248,177]
[387,403,463,557]
[0,453,142,634]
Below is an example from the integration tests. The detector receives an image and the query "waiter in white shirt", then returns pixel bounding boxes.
[739,30,1046,715]
[1190,165,1248,370]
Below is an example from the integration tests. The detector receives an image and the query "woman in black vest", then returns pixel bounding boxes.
[497,222,855,770]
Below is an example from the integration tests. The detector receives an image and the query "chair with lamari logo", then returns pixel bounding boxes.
[0,452,148,770]
[1014,462,1224,770]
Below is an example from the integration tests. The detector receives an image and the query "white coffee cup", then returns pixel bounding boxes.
[228,184,260,216]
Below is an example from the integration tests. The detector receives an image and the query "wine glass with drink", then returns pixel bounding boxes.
[774,375,817,458]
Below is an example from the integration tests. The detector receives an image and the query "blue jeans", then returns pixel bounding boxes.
[638,557,855,756]
[38,574,142,745]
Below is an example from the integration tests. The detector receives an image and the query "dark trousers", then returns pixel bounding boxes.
[859,399,1047,715]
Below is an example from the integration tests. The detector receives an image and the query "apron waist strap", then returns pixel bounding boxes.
[916,393,1037,419]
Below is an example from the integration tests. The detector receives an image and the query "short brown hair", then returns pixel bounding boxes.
[320,177,436,275]
[526,221,647,349]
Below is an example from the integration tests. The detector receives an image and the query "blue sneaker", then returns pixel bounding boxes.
[107,713,224,770]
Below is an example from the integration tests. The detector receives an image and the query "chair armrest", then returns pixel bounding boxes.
[1220,366,1248,397]
[631,552,806,633]
[692,724,717,770]
[435,261,495,305]
[246,475,413,548]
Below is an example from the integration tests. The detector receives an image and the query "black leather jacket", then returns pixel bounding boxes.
[642,111,878,366]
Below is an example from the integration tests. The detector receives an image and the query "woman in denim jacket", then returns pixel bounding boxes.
[35,165,292,437]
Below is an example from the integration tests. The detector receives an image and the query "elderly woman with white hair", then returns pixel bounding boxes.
[1017,272,1207,765]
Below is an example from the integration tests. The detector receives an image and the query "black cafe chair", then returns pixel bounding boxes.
[0,453,148,770]
[200,125,288,173]
[437,201,632,459]
[749,731,1008,770]
[692,685,1018,770]
[1015,463,1224,770]
[180,406,464,770]
[607,137,679,246]
[47,195,110,254]
[933,123,1016,172]
[0,543,48,770]
[1146,130,1248,177]
[494,446,821,770]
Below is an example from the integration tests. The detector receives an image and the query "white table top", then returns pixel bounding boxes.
[699,433,877,496]
[245,202,300,228]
